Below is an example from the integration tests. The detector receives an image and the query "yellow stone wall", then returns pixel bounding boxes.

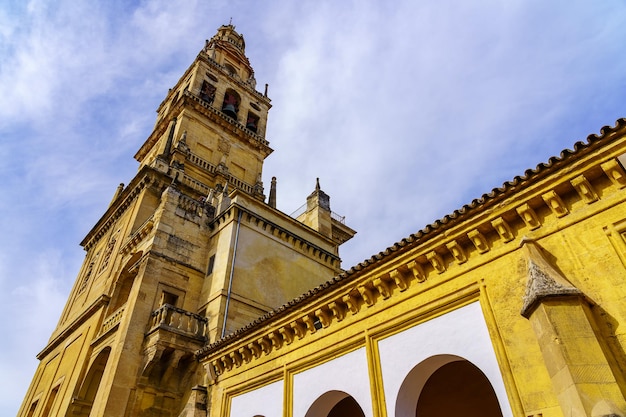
[21,24,625,417]
[199,125,626,417]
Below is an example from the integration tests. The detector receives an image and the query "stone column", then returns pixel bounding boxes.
[520,240,626,417]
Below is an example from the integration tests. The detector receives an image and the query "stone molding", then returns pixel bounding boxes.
[211,204,341,268]
[82,170,169,251]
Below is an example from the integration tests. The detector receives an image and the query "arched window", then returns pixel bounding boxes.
[305,390,365,417]
[69,347,111,417]
[246,111,259,133]
[395,355,502,417]
[224,63,238,77]
[200,81,216,104]
[108,252,142,314]
[221,89,240,120]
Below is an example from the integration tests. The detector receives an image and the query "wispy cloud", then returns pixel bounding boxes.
[2,1,625,415]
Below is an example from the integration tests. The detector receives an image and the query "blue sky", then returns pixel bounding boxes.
[1,1,625,414]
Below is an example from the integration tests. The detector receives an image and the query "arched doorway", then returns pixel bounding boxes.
[396,354,502,417]
[305,390,366,417]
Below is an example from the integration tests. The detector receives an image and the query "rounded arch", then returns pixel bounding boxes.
[221,89,241,119]
[396,354,502,417]
[70,347,111,417]
[108,251,142,313]
[305,390,366,417]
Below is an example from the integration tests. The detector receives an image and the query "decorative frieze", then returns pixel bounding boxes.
[373,277,393,300]
[290,321,307,339]
[279,327,294,345]
[601,159,626,188]
[541,191,568,217]
[406,260,426,282]
[315,308,332,328]
[247,342,262,359]
[268,331,282,349]
[229,350,242,368]
[329,301,347,322]
[358,285,376,307]
[257,336,271,354]
[446,240,467,264]
[301,315,317,334]
[491,217,514,242]
[238,207,340,269]
[390,269,410,291]
[201,149,626,379]
[571,175,599,203]
[468,230,489,254]
[516,204,541,230]
[238,346,252,363]
[342,293,360,315]
[427,251,446,274]
[121,217,154,255]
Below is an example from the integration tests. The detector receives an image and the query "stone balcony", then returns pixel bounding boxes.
[141,304,208,386]
[147,303,207,341]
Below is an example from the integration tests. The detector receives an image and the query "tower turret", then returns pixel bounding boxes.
[297,178,356,249]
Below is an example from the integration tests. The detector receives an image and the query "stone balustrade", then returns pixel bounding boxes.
[101,305,125,334]
[148,304,207,340]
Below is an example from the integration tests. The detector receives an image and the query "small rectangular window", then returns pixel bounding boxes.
[207,255,215,275]
[41,385,60,417]
[160,291,179,307]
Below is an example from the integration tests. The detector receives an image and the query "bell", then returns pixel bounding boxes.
[246,121,257,133]
[222,104,237,118]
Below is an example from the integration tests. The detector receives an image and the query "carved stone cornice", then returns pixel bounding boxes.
[183,91,272,154]
[211,203,341,268]
[195,118,626,376]
[81,167,170,251]
[120,217,154,255]
[198,51,271,105]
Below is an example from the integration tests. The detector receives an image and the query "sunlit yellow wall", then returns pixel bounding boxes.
[200,128,626,417]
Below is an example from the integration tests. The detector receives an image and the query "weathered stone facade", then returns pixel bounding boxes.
[196,122,626,417]
[18,25,355,417]
[18,24,626,417]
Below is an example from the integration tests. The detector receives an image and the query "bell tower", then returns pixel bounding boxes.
[18,24,355,417]
[135,24,272,201]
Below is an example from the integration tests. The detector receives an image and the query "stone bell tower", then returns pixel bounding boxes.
[135,23,272,197]
[18,24,355,417]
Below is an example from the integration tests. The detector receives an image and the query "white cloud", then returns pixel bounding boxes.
[0,248,74,414]
[2,1,626,415]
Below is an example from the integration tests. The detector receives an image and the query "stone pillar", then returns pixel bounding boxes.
[520,240,626,417]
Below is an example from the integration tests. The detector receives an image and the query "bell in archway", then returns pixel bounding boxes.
[222,93,238,119]
[246,116,258,132]
[222,103,237,118]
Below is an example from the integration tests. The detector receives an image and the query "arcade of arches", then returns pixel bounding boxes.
[296,356,501,417]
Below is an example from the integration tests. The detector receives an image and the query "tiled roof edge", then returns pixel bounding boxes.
[197,117,626,357]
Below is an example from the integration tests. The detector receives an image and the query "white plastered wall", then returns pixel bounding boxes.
[227,301,512,417]
[292,347,373,417]
[378,301,513,417]
[229,379,283,417]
